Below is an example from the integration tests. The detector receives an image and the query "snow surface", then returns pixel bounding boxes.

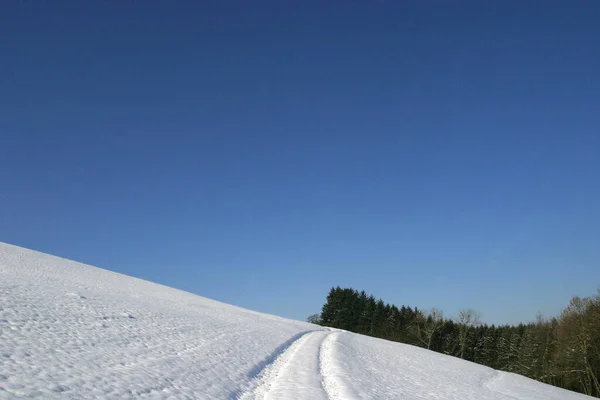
[0,242,592,399]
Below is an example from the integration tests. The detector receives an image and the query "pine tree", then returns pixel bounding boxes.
[317,286,600,397]
[320,287,341,327]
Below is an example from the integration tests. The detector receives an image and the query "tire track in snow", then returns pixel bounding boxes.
[229,330,316,399]
[320,331,360,400]
[232,330,359,400]
[259,331,331,400]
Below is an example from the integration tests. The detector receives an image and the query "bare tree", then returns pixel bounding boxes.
[555,295,600,396]
[457,308,481,359]
[306,313,321,325]
[414,308,445,350]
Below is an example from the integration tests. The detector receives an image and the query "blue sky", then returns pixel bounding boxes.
[2,1,599,325]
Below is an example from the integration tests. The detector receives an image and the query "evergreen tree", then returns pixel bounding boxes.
[317,286,600,397]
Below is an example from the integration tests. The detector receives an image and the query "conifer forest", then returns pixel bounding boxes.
[316,287,600,397]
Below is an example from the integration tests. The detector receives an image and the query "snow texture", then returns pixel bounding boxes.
[0,242,592,399]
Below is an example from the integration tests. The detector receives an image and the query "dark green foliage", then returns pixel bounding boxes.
[318,287,600,398]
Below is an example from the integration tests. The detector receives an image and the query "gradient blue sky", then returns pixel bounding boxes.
[2,1,599,325]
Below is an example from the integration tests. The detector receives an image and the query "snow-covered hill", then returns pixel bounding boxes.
[0,243,591,399]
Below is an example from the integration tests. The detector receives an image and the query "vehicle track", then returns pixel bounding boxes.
[320,331,360,400]
[233,330,342,400]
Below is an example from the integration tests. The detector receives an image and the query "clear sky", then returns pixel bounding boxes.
[2,1,599,325]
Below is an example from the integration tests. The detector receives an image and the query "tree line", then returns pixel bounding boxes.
[312,286,600,397]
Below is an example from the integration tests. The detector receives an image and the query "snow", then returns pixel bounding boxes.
[0,242,592,399]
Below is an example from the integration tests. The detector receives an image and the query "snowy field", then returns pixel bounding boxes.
[0,242,591,399]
